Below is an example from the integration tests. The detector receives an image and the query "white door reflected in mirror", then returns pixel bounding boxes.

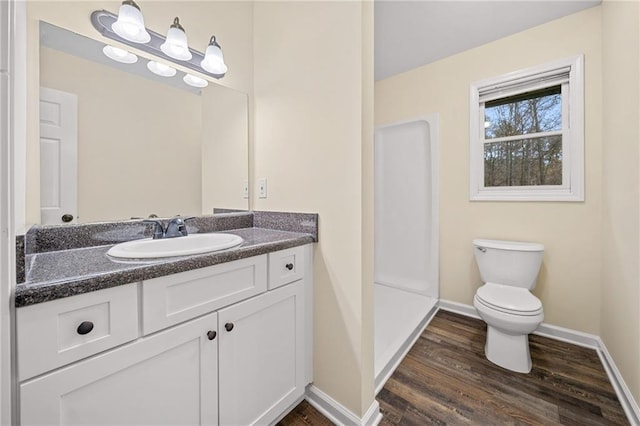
[39,87,78,225]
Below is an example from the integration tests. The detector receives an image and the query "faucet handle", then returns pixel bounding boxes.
[182,217,196,236]
[165,216,194,238]
[178,217,195,236]
[143,220,165,239]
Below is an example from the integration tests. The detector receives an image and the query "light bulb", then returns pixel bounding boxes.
[200,35,227,75]
[147,61,177,77]
[102,45,138,64]
[111,0,151,44]
[183,74,208,88]
[160,17,192,61]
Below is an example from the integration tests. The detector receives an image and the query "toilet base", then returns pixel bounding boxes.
[485,325,532,373]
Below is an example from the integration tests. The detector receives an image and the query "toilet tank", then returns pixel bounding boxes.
[473,239,544,289]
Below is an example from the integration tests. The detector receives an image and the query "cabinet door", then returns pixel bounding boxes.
[218,281,305,426]
[20,312,219,426]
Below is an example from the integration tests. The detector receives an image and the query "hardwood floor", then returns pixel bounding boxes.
[278,400,335,426]
[279,310,629,425]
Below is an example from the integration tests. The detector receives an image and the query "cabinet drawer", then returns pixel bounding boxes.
[17,283,139,381]
[142,255,267,335]
[268,246,305,290]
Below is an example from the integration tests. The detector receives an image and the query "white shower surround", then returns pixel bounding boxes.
[373,114,439,392]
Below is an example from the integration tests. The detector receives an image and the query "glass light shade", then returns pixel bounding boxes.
[160,18,192,61]
[200,36,228,75]
[183,74,208,88]
[111,1,151,44]
[147,61,176,77]
[102,45,138,64]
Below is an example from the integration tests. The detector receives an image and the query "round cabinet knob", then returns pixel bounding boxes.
[61,214,74,223]
[225,323,234,332]
[77,321,94,335]
[285,263,294,271]
[207,330,217,340]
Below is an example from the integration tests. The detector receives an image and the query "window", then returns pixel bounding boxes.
[469,55,584,201]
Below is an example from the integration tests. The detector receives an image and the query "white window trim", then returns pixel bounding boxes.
[469,55,584,202]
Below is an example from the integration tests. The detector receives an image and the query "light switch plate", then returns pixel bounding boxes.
[243,180,249,199]
[258,178,267,199]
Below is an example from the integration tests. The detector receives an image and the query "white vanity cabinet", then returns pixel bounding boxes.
[218,281,305,425]
[17,245,312,426]
[20,312,219,426]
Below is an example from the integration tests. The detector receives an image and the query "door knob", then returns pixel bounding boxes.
[61,214,74,223]
[285,263,294,271]
[225,323,234,332]
[207,330,217,340]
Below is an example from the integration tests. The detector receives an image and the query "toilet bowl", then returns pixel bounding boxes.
[473,239,544,373]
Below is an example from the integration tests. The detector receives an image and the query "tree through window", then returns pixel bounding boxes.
[469,55,584,201]
[483,86,563,187]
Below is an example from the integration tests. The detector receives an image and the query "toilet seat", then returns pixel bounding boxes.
[476,283,543,316]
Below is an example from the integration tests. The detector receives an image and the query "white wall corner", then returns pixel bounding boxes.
[305,385,382,426]
[439,299,640,425]
[596,338,640,426]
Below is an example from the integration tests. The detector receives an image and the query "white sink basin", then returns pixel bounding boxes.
[107,233,243,259]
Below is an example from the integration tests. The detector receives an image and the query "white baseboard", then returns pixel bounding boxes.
[439,299,640,425]
[534,322,600,349]
[596,337,640,425]
[438,299,480,319]
[306,385,382,426]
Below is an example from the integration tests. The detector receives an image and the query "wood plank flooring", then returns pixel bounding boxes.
[279,310,629,425]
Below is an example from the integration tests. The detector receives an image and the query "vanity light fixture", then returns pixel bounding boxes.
[183,74,208,88]
[147,61,177,77]
[92,9,227,79]
[201,36,228,75]
[160,18,192,61]
[111,0,151,44]
[102,45,138,64]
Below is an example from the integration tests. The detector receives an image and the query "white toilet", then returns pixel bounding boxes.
[472,239,544,373]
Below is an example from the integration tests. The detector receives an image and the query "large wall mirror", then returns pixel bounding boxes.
[36,21,249,225]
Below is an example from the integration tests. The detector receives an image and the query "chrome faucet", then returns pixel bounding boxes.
[144,220,165,239]
[144,216,194,239]
[165,216,192,238]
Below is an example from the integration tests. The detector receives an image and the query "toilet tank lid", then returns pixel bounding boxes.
[473,239,544,252]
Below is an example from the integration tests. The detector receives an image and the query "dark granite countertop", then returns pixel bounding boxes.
[16,228,314,307]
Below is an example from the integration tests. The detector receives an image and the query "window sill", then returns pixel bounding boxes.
[470,189,584,202]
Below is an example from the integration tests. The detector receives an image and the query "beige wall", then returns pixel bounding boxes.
[25,0,253,225]
[201,84,249,213]
[41,47,202,222]
[601,0,640,405]
[253,1,375,416]
[376,8,603,334]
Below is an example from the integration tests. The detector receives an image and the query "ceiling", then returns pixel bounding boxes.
[374,0,601,81]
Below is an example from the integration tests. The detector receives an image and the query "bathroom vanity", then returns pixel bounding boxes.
[14,212,317,426]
